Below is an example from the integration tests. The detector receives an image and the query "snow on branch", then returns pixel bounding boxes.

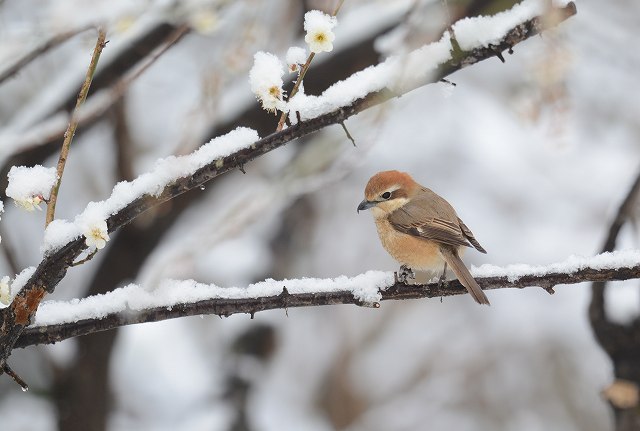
[0,0,577,385]
[14,250,640,348]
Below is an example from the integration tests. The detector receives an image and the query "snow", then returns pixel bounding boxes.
[249,51,286,112]
[41,219,81,252]
[287,0,575,122]
[5,164,57,202]
[31,249,640,327]
[41,127,259,253]
[0,276,9,305]
[453,0,574,51]
[12,266,37,296]
[0,266,37,307]
[453,0,541,51]
[287,31,453,121]
[472,249,640,282]
[33,271,391,326]
[285,46,307,71]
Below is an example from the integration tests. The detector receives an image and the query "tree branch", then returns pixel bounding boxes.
[0,25,95,85]
[46,28,107,226]
[0,23,187,200]
[15,257,639,348]
[589,167,640,424]
[0,2,578,384]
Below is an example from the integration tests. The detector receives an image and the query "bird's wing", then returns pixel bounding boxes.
[457,217,487,253]
[388,188,472,249]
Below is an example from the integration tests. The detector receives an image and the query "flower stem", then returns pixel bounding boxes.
[275,0,345,131]
[45,27,107,227]
[276,53,314,131]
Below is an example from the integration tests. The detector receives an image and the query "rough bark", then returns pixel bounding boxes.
[589,169,640,431]
[16,259,635,348]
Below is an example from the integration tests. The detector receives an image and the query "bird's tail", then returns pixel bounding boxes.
[440,247,490,305]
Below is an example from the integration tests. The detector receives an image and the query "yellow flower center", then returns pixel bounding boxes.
[314,32,326,43]
[268,86,281,99]
[91,227,105,240]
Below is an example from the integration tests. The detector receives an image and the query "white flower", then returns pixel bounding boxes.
[286,46,307,72]
[304,10,337,54]
[249,52,286,113]
[6,165,57,212]
[84,219,109,249]
[15,195,43,212]
[0,276,11,305]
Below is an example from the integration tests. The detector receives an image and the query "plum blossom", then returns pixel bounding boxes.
[84,219,109,249]
[249,52,286,113]
[304,10,337,53]
[5,165,57,212]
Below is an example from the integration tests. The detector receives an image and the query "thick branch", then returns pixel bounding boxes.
[590,168,640,333]
[589,167,640,420]
[15,261,639,348]
[0,2,577,379]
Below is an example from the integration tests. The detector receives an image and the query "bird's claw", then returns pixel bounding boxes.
[437,263,449,289]
[437,276,449,290]
[395,265,415,284]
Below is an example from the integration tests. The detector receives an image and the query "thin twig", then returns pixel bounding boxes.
[2,364,28,391]
[340,121,356,146]
[276,0,346,131]
[0,25,94,85]
[70,249,98,267]
[45,28,107,227]
[1,25,190,156]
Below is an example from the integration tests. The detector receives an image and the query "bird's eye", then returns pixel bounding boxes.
[381,191,392,200]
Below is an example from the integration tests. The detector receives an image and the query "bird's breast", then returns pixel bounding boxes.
[374,218,445,270]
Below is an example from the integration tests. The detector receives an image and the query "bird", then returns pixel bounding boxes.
[357,170,490,305]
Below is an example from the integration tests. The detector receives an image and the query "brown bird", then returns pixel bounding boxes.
[357,170,490,305]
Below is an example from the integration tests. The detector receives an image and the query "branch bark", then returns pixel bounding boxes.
[0,2,578,385]
[589,168,640,430]
[46,28,107,226]
[14,260,638,348]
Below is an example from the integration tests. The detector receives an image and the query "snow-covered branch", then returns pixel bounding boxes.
[14,250,640,348]
[0,1,577,384]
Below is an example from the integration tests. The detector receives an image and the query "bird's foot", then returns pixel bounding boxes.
[437,262,449,289]
[395,265,415,284]
[437,270,448,289]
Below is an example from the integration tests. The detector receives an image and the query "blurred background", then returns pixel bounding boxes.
[0,0,639,430]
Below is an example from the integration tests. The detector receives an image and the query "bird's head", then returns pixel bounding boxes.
[357,170,418,218]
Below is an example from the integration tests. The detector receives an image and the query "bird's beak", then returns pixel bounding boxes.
[357,199,375,213]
